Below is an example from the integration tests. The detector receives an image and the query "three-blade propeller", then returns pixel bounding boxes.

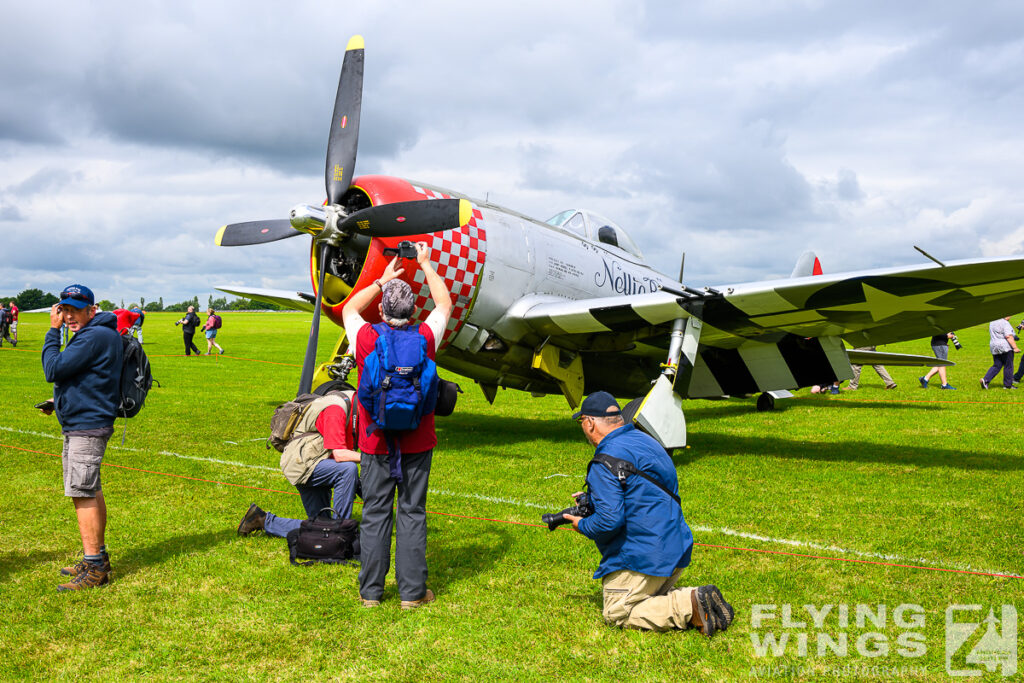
[216,35,469,396]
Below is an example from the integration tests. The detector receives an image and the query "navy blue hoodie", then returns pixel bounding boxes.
[42,311,123,431]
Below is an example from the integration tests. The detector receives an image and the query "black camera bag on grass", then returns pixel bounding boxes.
[286,508,360,566]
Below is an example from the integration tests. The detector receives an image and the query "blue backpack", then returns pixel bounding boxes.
[358,323,439,434]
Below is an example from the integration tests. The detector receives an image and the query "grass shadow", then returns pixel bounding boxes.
[115,529,233,578]
[680,433,1024,472]
[425,527,515,595]
[0,549,65,583]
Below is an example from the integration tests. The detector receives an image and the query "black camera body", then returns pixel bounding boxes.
[383,240,417,260]
[949,332,962,350]
[541,492,594,531]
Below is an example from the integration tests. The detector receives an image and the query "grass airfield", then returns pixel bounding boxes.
[1,311,1022,681]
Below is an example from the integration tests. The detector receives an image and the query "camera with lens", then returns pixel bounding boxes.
[383,240,417,260]
[949,332,962,350]
[541,492,594,531]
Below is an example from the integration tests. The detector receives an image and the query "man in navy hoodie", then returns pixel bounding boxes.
[41,284,123,591]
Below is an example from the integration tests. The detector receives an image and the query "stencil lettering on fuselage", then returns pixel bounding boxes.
[406,185,487,350]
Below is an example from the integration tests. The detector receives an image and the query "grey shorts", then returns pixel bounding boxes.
[62,430,113,497]
[932,345,949,362]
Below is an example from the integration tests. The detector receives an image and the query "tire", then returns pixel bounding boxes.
[313,380,355,396]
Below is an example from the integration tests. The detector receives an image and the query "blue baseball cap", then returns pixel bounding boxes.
[59,284,95,309]
[572,391,622,420]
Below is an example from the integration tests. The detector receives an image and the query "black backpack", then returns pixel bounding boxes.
[118,334,157,418]
[286,508,360,566]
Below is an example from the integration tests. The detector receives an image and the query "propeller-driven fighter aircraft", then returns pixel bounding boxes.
[217,36,1024,448]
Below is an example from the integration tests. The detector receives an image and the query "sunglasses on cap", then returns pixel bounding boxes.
[60,289,91,302]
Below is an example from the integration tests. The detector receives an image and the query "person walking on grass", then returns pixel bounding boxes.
[343,242,450,610]
[981,316,1021,389]
[175,305,202,355]
[844,345,897,391]
[562,391,735,635]
[919,332,957,390]
[202,307,224,355]
[41,285,122,591]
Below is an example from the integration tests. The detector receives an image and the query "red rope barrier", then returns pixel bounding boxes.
[4,440,1019,580]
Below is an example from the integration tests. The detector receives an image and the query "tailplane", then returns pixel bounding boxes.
[790,250,823,278]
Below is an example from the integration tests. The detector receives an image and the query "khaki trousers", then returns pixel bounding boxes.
[602,568,696,631]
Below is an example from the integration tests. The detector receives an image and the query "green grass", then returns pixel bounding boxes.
[1,312,1022,681]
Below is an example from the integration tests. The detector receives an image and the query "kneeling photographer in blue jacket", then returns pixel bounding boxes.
[558,392,734,635]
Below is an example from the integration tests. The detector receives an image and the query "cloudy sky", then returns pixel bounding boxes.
[2,1,1023,305]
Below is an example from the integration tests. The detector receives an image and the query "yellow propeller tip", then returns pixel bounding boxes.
[458,199,472,227]
[214,225,227,246]
[347,35,364,51]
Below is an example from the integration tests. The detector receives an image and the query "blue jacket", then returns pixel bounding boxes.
[42,311,123,431]
[578,424,693,579]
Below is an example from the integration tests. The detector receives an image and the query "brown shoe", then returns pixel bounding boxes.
[400,589,435,610]
[61,553,110,577]
[57,562,110,591]
[361,598,381,608]
[237,504,267,536]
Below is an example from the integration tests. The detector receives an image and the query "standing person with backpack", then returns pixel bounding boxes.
[343,242,451,610]
[41,285,123,591]
[0,303,12,346]
[203,307,224,355]
[175,305,202,356]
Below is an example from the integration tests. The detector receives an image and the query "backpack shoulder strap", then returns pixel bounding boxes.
[589,452,681,505]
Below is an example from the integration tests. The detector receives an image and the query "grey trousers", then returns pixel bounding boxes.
[358,449,432,602]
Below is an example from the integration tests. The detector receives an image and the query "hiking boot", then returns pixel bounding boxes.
[400,589,435,610]
[237,504,266,536]
[361,598,381,608]
[940,384,956,390]
[692,585,735,636]
[918,376,928,389]
[61,552,110,577]
[57,561,110,591]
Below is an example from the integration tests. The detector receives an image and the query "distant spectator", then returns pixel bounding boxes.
[237,391,360,540]
[8,301,19,345]
[203,308,224,355]
[919,333,957,390]
[844,346,897,391]
[128,304,145,344]
[112,307,141,336]
[981,316,1021,389]
[175,306,201,356]
[811,381,840,395]
[1014,319,1024,385]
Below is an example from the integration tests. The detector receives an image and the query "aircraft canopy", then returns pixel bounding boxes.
[546,210,644,259]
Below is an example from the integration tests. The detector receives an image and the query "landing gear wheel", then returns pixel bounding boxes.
[313,380,355,396]
[756,392,775,412]
[621,396,673,456]
[621,397,644,425]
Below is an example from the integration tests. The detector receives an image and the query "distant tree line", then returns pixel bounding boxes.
[0,289,285,312]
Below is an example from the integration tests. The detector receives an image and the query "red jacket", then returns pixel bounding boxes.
[112,309,141,335]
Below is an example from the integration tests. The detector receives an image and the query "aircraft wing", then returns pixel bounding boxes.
[516,256,1024,348]
[214,285,315,313]
[511,256,1023,398]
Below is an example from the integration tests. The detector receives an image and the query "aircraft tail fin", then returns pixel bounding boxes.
[790,250,823,278]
